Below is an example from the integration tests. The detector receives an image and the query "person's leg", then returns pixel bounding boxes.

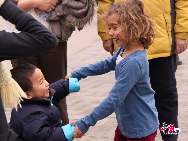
[114,125,127,141]
[176,55,182,65]
[114,125,157,141]
[40,41,68,125]
[11,55,40,68]
[149,54,178,141]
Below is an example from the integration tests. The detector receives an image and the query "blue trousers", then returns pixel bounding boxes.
[149,53,178,141]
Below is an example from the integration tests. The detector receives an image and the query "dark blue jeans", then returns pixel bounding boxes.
[149,53,178,141]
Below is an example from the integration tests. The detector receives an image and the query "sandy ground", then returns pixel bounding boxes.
[0,8,100,70]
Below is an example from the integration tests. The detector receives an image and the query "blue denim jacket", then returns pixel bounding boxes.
[72,47,159,138]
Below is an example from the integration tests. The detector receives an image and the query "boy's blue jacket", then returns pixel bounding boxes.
[72,47,159,138]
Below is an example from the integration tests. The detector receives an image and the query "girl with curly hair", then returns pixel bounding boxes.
[66,0,159,140]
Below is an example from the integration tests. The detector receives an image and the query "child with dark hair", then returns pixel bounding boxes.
[9,63,80,141]
[66,0,159,140]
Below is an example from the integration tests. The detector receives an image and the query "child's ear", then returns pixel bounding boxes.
[25,91,32,99]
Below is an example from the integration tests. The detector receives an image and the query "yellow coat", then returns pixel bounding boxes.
[97,0,188,60]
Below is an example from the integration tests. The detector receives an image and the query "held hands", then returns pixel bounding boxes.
[61,124,75,141]
[103,39,114,56]
[65,75,84,138]
[65,73,72,81]
[175,38,188,55]
[70,122,85,138]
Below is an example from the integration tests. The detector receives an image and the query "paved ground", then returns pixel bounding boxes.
[4,35,188,141]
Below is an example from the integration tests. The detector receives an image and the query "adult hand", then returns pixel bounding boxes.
[103,39,114,56]
[17,0,58,12]
[65,73,72,81]
[175,38,188,55]
[0,0,4,7]
[34,0,58,12]
[34,8,43,14]
[70,122,85,138]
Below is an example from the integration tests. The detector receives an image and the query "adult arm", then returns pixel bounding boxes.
[10,0,57,12]
[75,59,141,134]
[174,0,188,54]
[97,0,114,54]
[0,1,17,140]
[0,92,8,141]
[0,0,58,61]
[0,0,4,7]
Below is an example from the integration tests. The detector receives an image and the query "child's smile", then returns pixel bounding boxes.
[46,88,49,94]
[114,38,119,42]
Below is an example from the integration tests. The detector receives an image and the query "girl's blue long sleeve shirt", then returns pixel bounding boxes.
[71,47,159,138]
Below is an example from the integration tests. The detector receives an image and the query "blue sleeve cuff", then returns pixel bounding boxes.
[69,77,80,92]
[76,119,90,133]
[61,124,75,141]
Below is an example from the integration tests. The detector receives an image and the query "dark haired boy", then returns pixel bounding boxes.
[9,63,80,141]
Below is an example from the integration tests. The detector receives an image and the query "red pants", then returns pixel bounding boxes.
[114,126,157,141]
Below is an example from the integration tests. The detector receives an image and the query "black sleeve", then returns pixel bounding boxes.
[49,79,69,105]
[0,93,8,141]
[0,0,58,61]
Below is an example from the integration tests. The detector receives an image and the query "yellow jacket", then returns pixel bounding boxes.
[97,0,188,60]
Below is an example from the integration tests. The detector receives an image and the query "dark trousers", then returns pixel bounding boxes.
[149,53,178,141]
[11,42,69,125]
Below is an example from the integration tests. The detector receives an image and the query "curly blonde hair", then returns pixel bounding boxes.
[104,0,155,49]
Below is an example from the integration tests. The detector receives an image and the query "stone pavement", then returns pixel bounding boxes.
[5,38,188,141]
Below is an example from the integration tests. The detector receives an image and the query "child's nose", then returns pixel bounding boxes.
[109,30,113,36]
[45,80,49,86]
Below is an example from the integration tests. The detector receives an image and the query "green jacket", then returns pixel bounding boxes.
[97,0,188,60]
